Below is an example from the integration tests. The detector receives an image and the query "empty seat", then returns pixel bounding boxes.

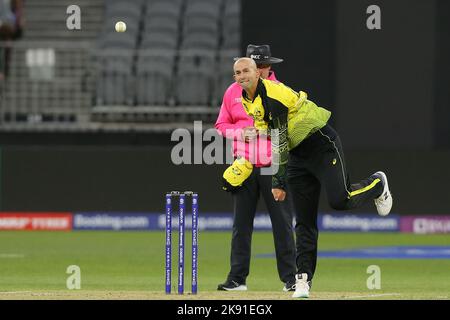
[105,0,144,5]
[186,0,222,4]
[144,16,179,35]
[140,32,178,50]
[224,0,240,13]
[136,50,176,72]
[182,16,219,37]
[146,0,183,7]
[105,2,143,20]
[95,50,134,105]
[175,49,216,105]
[185,0,222,11]
[96,50,133,71]
[98,31,137,49]
[222,0,241,49]
[223,13,240,35]
[145,1,181,20]
[215,49,239,102]
[222,31,240,50]
[185,2,221,21]
[135,49,176,105]
[224,0,240,12]
[181,32,218,50]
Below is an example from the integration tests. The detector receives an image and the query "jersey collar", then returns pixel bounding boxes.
[242,79,265,103]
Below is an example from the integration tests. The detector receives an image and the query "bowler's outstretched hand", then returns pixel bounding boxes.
[242,126,258,142]
[272,188,286,201]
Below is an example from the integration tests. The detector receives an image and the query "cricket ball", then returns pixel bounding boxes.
[115,21,127,33]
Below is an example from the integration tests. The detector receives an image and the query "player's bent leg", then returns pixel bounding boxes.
[316,127,386,211]
[346,173,384,208]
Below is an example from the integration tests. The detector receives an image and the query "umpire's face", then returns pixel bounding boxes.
[233,58,260,92]
[257,64,272,79]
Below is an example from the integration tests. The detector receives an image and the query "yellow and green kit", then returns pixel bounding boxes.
[241,78,331,189]
[240,78,386,282]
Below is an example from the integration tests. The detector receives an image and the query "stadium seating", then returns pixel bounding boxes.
[135,49,176,105]
[94,0,144,106]
[98,31,137,49]
[105,2,142,20]
[13,0,241,112]
[0,0,242,131]
[222,0,241,49]
[93,0,242,108]
[140,33,178,50]
[95,50,134,106]
[174,49,216,105]
[215,49,240,103]
[144,16,179,35]
[145,1,182,20]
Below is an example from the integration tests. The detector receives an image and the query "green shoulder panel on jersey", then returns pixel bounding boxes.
[262,79,332,150]
[287,99,332,150]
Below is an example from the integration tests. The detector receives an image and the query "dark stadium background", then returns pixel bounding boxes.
[0,0,449,215]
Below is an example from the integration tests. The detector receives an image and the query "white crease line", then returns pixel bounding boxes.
[0,254,25,258]
[0,291,74,297]
[343,293,402,299]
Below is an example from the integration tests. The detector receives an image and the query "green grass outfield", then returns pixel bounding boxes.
[0,231,449,300]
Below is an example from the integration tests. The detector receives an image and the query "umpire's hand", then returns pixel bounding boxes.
[242,126,258,142]
[272,188,286,201]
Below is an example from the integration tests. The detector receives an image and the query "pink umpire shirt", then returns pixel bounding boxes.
[215,72,279,167]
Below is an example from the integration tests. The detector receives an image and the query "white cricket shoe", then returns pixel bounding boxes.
[292,273,310,298]
[374,171,393,216]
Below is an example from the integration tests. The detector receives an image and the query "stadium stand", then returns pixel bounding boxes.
[222,0,241,49]
[215,48,240,104]
[175,49,216,106]
[135,49,176,105]
[23,0,104,41]
[0,0,241,131]
[95,0,142,107]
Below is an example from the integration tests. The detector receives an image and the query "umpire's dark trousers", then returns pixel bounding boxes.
[287,124,383,281]
[227,167,297,285]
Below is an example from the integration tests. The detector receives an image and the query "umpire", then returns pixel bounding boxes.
[215,45,297,292]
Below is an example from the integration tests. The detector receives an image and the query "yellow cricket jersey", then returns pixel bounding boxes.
[241,79,331,189]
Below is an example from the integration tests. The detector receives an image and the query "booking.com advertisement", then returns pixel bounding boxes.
[1,212,449,234]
